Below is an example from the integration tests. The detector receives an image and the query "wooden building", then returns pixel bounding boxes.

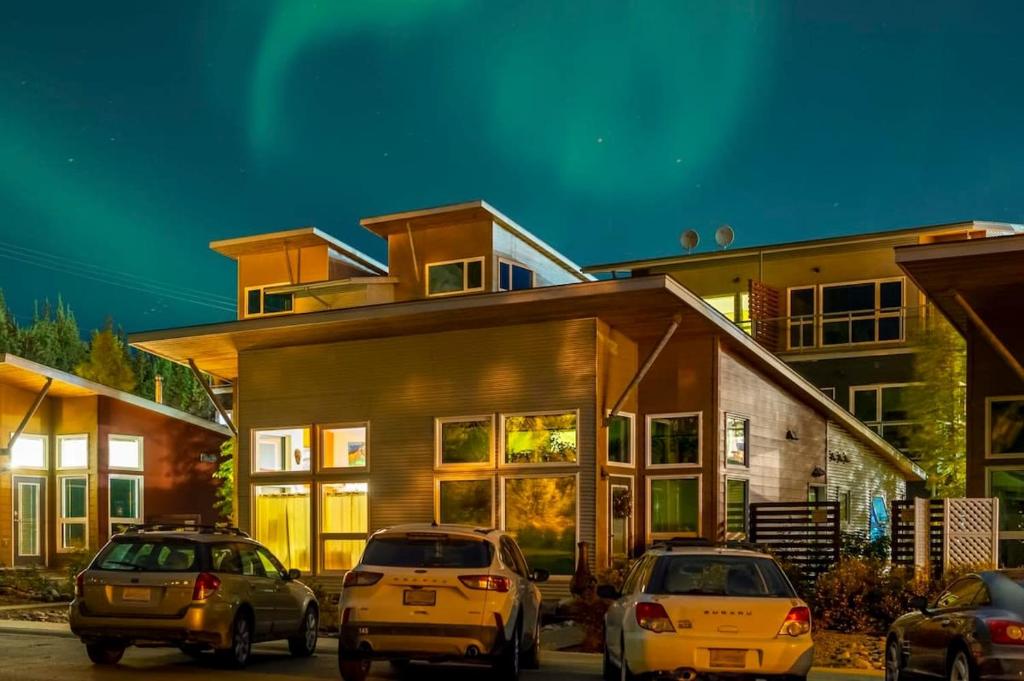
[897,234,1024,566]
[131,201,923,589]
[0,354,230,567]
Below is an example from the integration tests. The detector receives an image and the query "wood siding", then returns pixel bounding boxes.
[237,245,331,317]
[386,219,495,302]
[826,421,906,532]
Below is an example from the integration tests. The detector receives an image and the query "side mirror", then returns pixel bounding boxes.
[286,568,302,581]
[910,595,930,614]
[530,568,550,583]
[597,584,621,600]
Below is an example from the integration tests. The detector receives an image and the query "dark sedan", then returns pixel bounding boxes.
[887,570,1024,681]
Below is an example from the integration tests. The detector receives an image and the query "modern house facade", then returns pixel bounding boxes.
[0,354,230,568]
[585,221,1021,462]
[897,234,1024,566]
[131,201,923,590]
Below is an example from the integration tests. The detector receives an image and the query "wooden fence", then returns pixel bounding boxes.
[891,498,944,577]
[749,501,840,582]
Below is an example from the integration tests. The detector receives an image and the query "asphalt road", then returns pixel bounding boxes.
[0,632,878,681]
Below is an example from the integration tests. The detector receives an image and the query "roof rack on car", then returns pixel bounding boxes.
[650,537,765,552]
[120,523,250,537]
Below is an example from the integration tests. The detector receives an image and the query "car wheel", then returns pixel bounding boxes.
[85,641,125,665]
[886,637,903,681]
[338,650,371,681]
[496,617,521,681]
[217,612,253,668]
[948,647,977,681]
[288,606,319,657]
[521,615,541,670]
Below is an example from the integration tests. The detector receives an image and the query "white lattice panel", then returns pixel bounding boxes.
[944,498,999,570]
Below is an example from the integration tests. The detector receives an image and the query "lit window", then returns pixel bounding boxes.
[438,478,493,526]
[726,478,748,539]
[60,476,88,551]
[11,434,46,469]
[989,398,1024,457]
[503,412,578,465]
[253,484,310,572]
[253,427,310,473]
[321,482,368,572]
[503,475,577,575]
[58,435,88,469]
[108,435,142,470]
[426,258,485,296]
[704,292,752,335]
[109,475,142,533]
[322,425,368,469]
[607,413,633,465]
[244,285,294,317]
[725,415,749,466]
[649,477,700,539]
[437,417,492,467]
[647,413,701,467]
[498,260,534,291]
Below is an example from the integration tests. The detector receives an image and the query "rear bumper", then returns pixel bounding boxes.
[624,631,814,676]
[978,647,1024,681]
[339,622,502,661]
[68,600,234,649]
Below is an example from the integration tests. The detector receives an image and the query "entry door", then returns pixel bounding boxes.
[609,479,633,567]
[13,476,46,567]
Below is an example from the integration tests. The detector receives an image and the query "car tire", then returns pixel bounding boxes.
[217,611,253,669]
[885,637,903,681]
[85,641,125,665]
[948,647,977,681]
[495,616,522,681]
[338,650,371,681]
[521,615,541,670]
[288,606,319,657]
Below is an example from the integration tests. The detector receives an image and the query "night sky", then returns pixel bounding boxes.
[2,1,1023,333]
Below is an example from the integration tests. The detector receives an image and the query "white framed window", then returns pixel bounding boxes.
[501,411,579,466]
[787,286,816,349]
[58,434,89,469]
[647,474,702,541]
[497,258,535,292]
[500,473,579,576]
[243,283,294,318]
[435,416,494,469]
[253,484,311,573]
[435,476,495,527]
[820,278,905,347]
[108,435,143,470]
[725,477,749,540]
[646,412,702,468]
[59,475,88,552]
[606,411,635,467]
[987,396,1024,459]
[808,483,827,502]
[820,387,837,401]
[108,474,143,534]
[252,427,310,473]
[321,423,368,470]
[850,384,918,454]
[319,481,369,574]
[986,467,1024,566]
[10,433,47,470]
[425,257,485,297]
[725,414,749,467]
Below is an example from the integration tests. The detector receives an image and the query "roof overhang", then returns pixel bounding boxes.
[130,276,921,481]
[210,227,387,275]
[0,354,231,436]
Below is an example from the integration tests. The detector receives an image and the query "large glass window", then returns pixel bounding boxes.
[851,385,917,454]
[60,476,88,551]
[704,292,752,335]
[725,415,749,466]
[498,260,534,291]
[503,413,578,465]
[321,482,368,572]
[253,427,310,473]
[648,414,701,467]
[436,417,493,467]
[244,285,294,317]
[989,398,1024,458]
[108,435,142,470]
[438,478,494,526]
[321,425,367,469]
[426,258,485,296]
[503,476,577,575]
[726,478,748,539]
[989,469,1024,568]
[10,433,46,469]
[607,413,633,465]
[109,475,142,532]
[649,477,700,538]
[253,484,310,572]
[788,287,816,349]
[821,279,903,346]
[58,434,88,469]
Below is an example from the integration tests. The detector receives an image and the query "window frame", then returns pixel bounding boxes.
[108,473,143,535]
[986,466,1024,549]
[645,412,703,469]
[986,395,1024,459]
[9,432,48,471]
[849,383,918,453]
[434,415,496,470]
[818,276,906,348]
[605,411,635,468]
[724,476,749,540]
[251,426,312,475]
[497,257,536,292]
[786,285,817,350]
[251,482,312,573]
[499,472,580,579]
[434,475,496,527]
[58,474,89,553]
[646,473,702,542]
[499,409,581,469]
[703,292,752,335]
[107,434,144,471]
[319,421,370,472]
[242,282,295,319]
[724,413,750,468]
[424,256,486,298]
[318,480,370,575]
[820,387,837,401]
[808,483,827,502]
[57,433,89,470]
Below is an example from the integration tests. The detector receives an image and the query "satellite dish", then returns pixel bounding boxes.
[715,224,735,249]
[680,229,700,253]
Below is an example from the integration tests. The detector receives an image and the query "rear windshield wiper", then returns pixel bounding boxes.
[99,561,143,571]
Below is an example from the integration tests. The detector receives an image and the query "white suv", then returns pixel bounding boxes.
[337,524,549,681]
[601,542,814,681]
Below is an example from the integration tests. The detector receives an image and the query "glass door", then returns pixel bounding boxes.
[13,476,45,566]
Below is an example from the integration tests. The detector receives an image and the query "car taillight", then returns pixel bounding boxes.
[75,572,85,598]
[636,602,675,633]
[779,606,812,637]
[343,571,383,588]
[192,572,221,601]
[989,620,1024,644]
[459,575,511,593]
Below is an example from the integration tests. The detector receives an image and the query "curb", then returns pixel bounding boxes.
[0,620,75,638]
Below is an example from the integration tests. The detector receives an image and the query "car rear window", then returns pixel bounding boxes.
[649,555,796,598]
[94,538,202,572]
[362,533,493,568]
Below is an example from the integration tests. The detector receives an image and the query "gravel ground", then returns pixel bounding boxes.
[0,606,69,623]
[813,631,885,670]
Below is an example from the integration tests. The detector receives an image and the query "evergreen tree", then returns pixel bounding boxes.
[0,290,21,355]
[52,297,87,372]
[75,323,136,391]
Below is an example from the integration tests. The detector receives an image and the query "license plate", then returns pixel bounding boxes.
[403,589,436,606]
[121,587,151,602]
[709,649,747,668]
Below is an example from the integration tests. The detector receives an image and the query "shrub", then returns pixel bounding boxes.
[813,558,886,633]
[841,531,890,561]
